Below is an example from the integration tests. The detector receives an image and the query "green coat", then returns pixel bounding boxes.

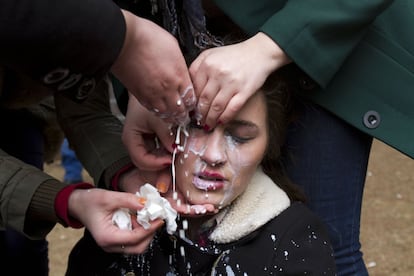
[214,0,414,158]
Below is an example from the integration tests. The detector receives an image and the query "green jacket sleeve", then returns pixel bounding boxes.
[214,0,393,87]
[55,77,131,189]
[0,148,63,239]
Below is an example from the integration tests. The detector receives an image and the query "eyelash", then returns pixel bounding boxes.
[225,131,251,144]
[188,120,253,144]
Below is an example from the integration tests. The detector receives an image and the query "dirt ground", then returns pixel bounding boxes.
[45,139,414,276]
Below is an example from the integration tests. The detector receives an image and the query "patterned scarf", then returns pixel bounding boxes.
[150,0,223,63]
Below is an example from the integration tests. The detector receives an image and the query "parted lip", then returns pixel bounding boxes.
[192,171,226,191]
[195,171,226,181]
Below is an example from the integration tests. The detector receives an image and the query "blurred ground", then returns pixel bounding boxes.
[360,140,414,275]
[45,139,414,276]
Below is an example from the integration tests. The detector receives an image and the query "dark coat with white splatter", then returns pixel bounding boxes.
[66,170,336,275]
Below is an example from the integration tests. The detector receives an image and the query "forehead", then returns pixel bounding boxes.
[233,91,267,123]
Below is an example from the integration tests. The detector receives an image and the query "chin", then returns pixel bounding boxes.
[185,194,222,207]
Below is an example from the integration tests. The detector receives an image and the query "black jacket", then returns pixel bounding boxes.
[67,170,336,275]
[0,0,125,101]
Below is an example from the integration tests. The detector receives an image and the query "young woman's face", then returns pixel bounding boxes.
[175,92,268,209]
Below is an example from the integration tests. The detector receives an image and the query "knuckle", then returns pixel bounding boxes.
[198,97,211,108]
[229,100,243,113]
[212,102,224,113]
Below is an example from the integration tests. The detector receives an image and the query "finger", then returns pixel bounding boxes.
[103,221,163,254]
[159,68,193,124]
[155,169,172,194]
[217,93,249,126]
[126,136,172,171]
[189,52,209,98]
[140,84,192,126]
[163,188,219,216]
[106,190,143,210]
[157,95,187,124]
[180,85,196,111]
[189,51,204,79]
[122,126,172,170]
[196,79,221,127]
[174,203,218,217]
[152,125,176,154]
[203,86,238,129]
[99,228,150,253]
[122,219,165,254]
[137,92,177,119]
[125,219,164,253]
[169,85,196,126]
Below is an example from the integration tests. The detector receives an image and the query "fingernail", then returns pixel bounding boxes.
[156,182,169,193]
[137,197,147,205]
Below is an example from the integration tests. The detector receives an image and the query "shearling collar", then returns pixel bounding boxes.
[209,168,291,243]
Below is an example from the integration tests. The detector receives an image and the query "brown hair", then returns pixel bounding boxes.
[260,70,306,202]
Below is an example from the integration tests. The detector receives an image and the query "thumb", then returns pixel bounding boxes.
[108,190,143,211]
[154,169,172,194]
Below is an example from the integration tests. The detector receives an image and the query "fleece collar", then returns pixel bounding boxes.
[209,168,290,243]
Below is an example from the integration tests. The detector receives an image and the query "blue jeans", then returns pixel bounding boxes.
[283,102,372,276]
[61,138,83,184]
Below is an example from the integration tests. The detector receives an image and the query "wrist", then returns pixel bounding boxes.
[55,182,94,228]
[250,32,292,71]
[111,10,138,83]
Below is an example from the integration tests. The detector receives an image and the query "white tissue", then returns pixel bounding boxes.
[112,184,177,235]
[112,208,132,230]
[136,184,177,234]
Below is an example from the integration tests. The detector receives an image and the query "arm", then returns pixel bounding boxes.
[0,0,195,124]
[0,143,162,254]
[55,76,171,189]
[0,148,62,238]
[0,0,189,251]
[54,77,131,189]
[191,0,393,127]
[256,0,393,87]
[0,0,124,94]
[216,0,393,87]
[55,77,171,253]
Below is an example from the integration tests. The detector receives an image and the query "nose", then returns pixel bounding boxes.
[200,131,227,167]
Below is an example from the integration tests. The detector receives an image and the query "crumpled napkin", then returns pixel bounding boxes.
[112,184,177,234]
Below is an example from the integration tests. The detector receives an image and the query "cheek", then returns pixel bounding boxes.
[174,137,206,189]
[226,141,266,192]
[175,153,195,185]
[227,140,266,171]
[229,164,257,191]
